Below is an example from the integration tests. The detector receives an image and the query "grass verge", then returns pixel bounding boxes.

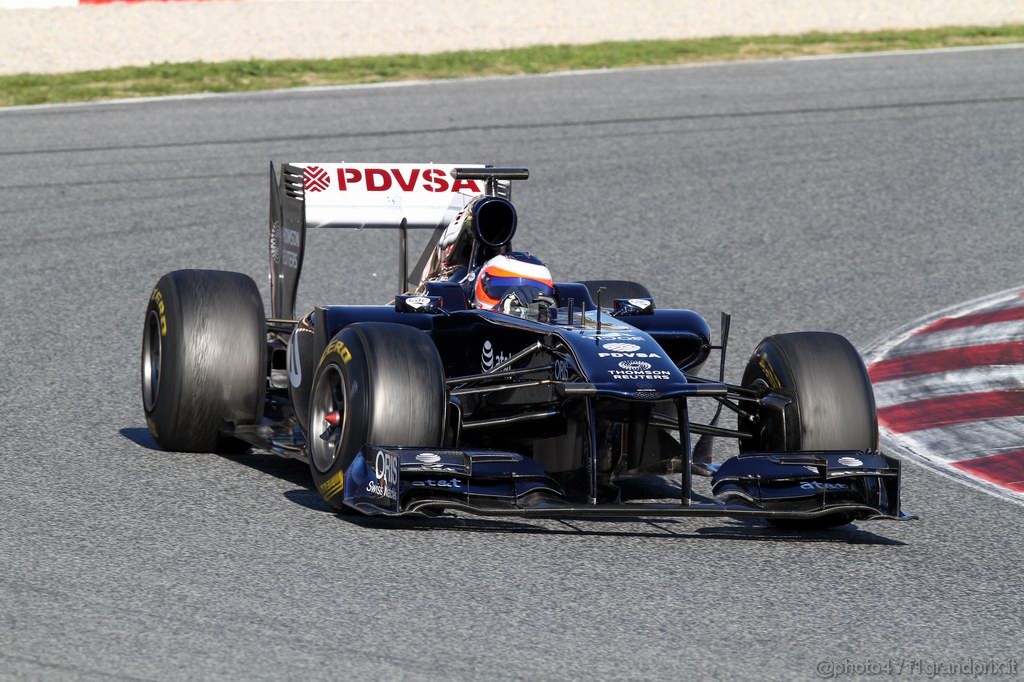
[1,24,1022,107]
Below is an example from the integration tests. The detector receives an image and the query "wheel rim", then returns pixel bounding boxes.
[142,310,162,412]
[310,364,346,474]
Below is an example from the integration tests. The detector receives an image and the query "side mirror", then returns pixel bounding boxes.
[612,298,656,316]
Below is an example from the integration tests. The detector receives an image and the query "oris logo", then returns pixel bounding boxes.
[304,165,331,192]
[602,342,641,353]
[366,450,399,501]
[619,360,651,371]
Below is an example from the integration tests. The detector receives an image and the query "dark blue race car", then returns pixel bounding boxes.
[141,162,912,528]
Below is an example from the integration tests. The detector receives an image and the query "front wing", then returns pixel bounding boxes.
[340,446,913,521]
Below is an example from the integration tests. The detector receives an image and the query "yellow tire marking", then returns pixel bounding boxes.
[319,469,345,499]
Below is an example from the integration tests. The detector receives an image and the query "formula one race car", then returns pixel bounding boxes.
[141,162,912,527]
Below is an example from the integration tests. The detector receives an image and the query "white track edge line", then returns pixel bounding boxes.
[3,43,1023,114]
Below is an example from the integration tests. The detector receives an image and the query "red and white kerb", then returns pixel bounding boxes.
[866,287,1024,499]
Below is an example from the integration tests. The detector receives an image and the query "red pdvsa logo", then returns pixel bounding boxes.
[304,166,331,192]
[337,167,481,193]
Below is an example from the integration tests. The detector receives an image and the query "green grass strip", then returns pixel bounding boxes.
[2,24,1022,107]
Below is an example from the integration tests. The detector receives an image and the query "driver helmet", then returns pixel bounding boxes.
[473,252,554,309]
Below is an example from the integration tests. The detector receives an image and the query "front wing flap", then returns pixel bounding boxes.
[342,447,565,516]
[711,450,908,519]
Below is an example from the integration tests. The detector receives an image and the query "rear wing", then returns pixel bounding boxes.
[269,162,505,319]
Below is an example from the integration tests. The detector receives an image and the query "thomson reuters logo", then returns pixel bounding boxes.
[304,166,331,192]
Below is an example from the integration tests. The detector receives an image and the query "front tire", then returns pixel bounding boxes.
[741,331,877,453]
[740,331,878,528]
[307,323,446,511]
[141,269,266,452]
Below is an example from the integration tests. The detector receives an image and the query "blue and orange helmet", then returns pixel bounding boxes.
[473,252,554,309]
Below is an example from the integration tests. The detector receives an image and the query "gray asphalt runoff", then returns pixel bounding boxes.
[2,47,1023,681]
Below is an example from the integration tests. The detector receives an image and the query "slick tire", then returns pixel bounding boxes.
[307,322,446,512]
[740,331,878,528]
[141,269,266,453]
[578,280,652,305]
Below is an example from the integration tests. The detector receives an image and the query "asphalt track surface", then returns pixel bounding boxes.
[2,47,1023,680]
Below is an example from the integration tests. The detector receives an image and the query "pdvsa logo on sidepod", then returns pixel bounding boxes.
[599,341,661,359]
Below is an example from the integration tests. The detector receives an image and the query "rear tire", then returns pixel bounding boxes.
[307,323,446,511]
[740,331,878,528]
[141,269,266,452]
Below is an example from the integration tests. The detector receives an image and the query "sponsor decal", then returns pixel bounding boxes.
[150,289,167,336]
[270,220,281,265]
[288,331,303,387]
[481,340,494,370]
[333,167,481,194]
[283,227,301,247]
[837,456,864,467]
[481,340,511,371]
[608,369,671,380]
[804,465,820,473]
[414,452,459,472]
[304,165,331,192]
[412,479,464,489]
[554,358,570,381]
[598,352,662,359]
[281,226,301,270]
[602,342,641,353]
[596,332,644,341]
[628,298,652,309]
[366,450,399,500]
[405,296,431,309]
[319,339,353,367]
[800,481,850,491]
[319,469,345,499]
[758,355,782,389]
[609,359,669,379]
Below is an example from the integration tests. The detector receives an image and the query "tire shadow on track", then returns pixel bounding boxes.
[121,425,324,499]
[119,427,160,450]
[118,429,904,545]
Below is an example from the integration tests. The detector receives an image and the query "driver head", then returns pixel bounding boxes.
[473,252,554,310]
